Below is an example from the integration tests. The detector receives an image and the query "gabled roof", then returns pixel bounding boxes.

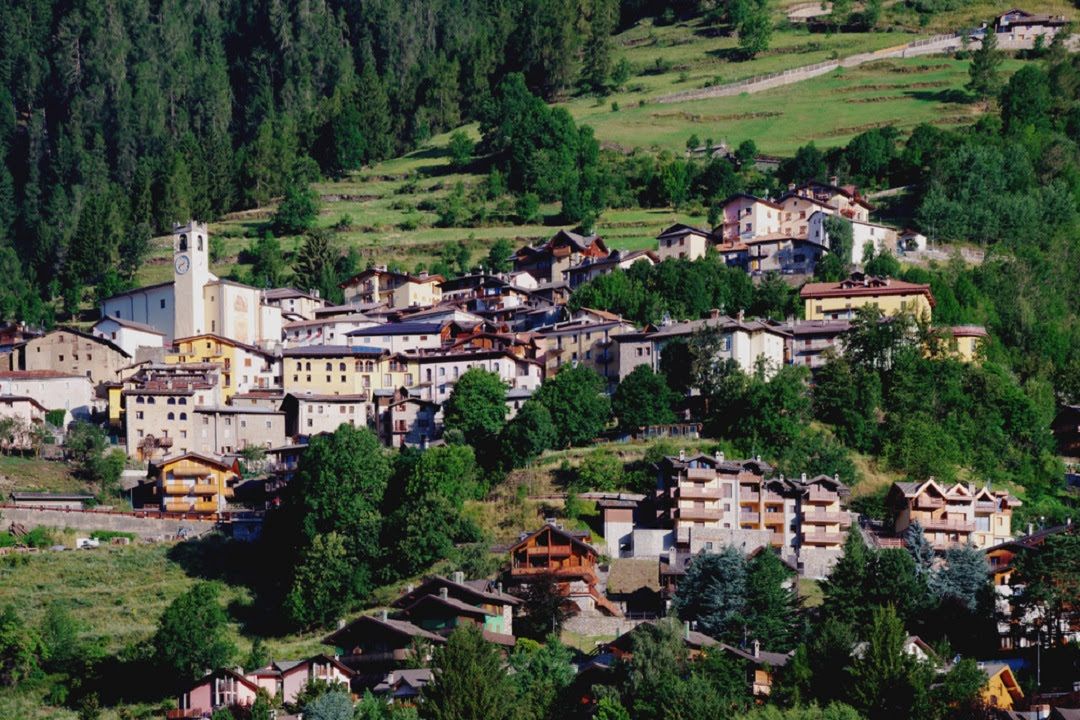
[508,523,598,556]
[656,223,713,240]
[172,332,277,358]
[400,593,496,619]
[149,452,239,473]
[720,193,784,211]
[659,452,774,475]
[30,326,133,359]
[800,273,935,306]
[0,395,48,412]
[720,643,793,667]
[190,667,260,693]
[101,280,174,302]
[346,322,445,337]
[607,621,718,652]
[391,576,521,609]
[979,662,1024,701]
[248,654,355,678]
[338,268,444,289]
[93,316,165,336]
[322,614,446,647]
[374,668,433,694]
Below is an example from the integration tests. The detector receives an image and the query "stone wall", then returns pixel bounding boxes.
[0,506,222,539]
[799,546,842,580]
[563,614,650,638]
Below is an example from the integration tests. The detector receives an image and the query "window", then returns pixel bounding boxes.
[180,430,187,439]
[59,355,64,362]
[305,362,311,371]
[325,363,332,371]
[167,412,175,420]
[339,362,346,371]
[341,375,346,383]
[136,396,145,404]
[265,420,272,428]
[179,413,187,420]
[296,362,302,371]
[225,418,232,426]
[136,411,144,420]
[240,420,247,428]
[168,398,176,405]
[179,398,186,405]
[160,299,166,309]
[147,397,155,404]
[383,374,391,385]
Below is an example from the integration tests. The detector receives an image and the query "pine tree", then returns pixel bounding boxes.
[284,532,353,630]
[905,520,936,577]
[849,605,932,720]
[581,0,617,93]
[967,29,1003,105]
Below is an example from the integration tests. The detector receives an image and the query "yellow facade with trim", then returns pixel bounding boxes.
[283,353,417,396]
[151,454,238,514]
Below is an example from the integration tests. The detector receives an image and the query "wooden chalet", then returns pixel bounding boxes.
[508,523,621,616]
[322,612,445,670]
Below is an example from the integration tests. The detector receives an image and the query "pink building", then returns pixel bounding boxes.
[172,668,258,718]
[246,654,354,705]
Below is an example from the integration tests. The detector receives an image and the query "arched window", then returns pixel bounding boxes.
[325,362,332,371]
[306,362,311,371]
[167,397,176,405]
[296,362,302,371]
[147,397,155,404]
[136,396,145,404]
[178,234,188,251]
[167,412,175,420]
[179,413,187,420]
[178,398,187,405]
[339,362,346,371]
[197,235,204,251]
[365,361,374,372]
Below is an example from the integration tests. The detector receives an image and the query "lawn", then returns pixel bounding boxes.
[0,456,85,495]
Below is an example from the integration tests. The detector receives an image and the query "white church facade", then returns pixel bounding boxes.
[100,222,283,347]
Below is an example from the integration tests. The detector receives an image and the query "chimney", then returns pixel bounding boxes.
[1028,523,1034,537]
[683,621,691,640]
[834,474,839,483]
[670,548,679,565]
[386,671,396,685]
[755,454,761,462]
[737,309,745,322]
[379,609,388,622]
[753,639,760,658]
[801,473,807,483]
[829,176,838,186]
[452,571,464,585]
[337,618,346,629]
[496,582,503,595]
[439,587,449,600]
[719,451,725,463]
[406,583,414,594]
[679,450,686,461]
[714,451,721,464]
[788,183,796,191]
[709,308,720,320]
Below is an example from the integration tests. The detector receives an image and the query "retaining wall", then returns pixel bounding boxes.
[0,506,221,538]
[563,614,650,638]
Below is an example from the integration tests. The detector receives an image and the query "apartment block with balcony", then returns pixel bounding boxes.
[719,194,783,242]
[339,266,444,308]
[282,346,414,397]
[654,455,852,577]
[801,272,935,322]
[145,452,241,515]
[541,318,636,388]
[888,479,1020,550]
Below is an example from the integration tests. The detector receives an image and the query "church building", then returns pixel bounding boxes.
[99,222,283,347]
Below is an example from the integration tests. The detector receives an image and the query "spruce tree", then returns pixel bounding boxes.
[357,61,392,164]
[744,549,800,651]
[931,544,988,612]
[422,624,519,720]
[671,544,748,642]
[967,29,1003,105]
[822,526,870,625]
[905,520,936,577]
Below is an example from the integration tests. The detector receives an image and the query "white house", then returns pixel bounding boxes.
[93,316,166,357]
[808,210,904,264]
[0,371,96,423]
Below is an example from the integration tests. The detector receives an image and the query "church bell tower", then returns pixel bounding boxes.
[173,221,209,339]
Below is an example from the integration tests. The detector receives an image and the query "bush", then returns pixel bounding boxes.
[89,530,137,542]
[576,449,623,492]
[45,410,66,427]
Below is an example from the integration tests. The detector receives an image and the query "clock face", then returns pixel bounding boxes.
[175,255,190,275]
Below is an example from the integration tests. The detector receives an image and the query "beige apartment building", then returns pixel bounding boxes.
[541,318,637,388]
[18,328,132,390]
[339,267,444,308]
[888,479,1019,550]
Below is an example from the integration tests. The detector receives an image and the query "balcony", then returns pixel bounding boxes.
[193,501,218,513]
[740,512,761,524]
[741,492,761,503]
[975,501,998,512]
[511,565,598,584]
[341,649,410,665]
[163,484,189,495]
[672,486,722,501]
[673,507,722,521]
[524,545,572,558]
[802,511,851,525]
[172,467,210,478]
[686,468,714,481]
[770,532,785,545]
[922,518,975,532]
[806,490,838,503]
[915,496,944,509]
[802,532,846,545]
[762,493,786,504]
[166,710,202,719]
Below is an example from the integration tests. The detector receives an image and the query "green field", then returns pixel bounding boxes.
[126,9,1036,288]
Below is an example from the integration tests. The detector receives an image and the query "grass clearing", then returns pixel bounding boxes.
[0,456,84,495]
[799,577,825,607]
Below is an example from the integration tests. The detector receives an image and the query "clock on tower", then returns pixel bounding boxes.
[175,255,190,275]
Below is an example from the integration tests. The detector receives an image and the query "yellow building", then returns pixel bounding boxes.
[944,325,989,363]
[282,347,416,396]
[147,452,241,515]
[800,272,935,321]
[168,334,280,402]
[979,663,1023,711]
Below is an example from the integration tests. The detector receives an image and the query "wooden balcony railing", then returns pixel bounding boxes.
[922,519,975,532]
[741,492,761,503]
[915,497,944,509]
[802,511,851,525]
[341,648,409,665]
[802,532,846,545]
[740,512,760,524]
[686,468,714,481]
[673,507,722,521]
[672,486,723,501]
